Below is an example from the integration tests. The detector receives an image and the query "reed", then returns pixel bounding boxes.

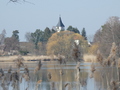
[34,60,42,74]
[93,42,120,90]
[96,50,103,65]
[90,63,96,78]
[83,54,97,62]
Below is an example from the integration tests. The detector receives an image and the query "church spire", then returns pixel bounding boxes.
[56,16,65,32]
[56,16,65,27]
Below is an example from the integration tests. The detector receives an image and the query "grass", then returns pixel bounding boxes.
[0,54,97,62]
[83,54,97,62]
[0,55,59,62]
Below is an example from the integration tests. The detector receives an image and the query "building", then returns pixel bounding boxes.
[56,16,65,32]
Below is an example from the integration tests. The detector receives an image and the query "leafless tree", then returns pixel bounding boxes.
[94,16,120,57]
[0,29,6,45]
[4,37,20,52]
[25,32,32,42]
[7,0,35,5]
[87,34,94,42]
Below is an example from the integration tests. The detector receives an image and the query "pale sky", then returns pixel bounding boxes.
[0,0,120,41]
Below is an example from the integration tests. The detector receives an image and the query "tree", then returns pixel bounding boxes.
[3,30,20,52]
[25,32,32,42]
[51,29,57,34]
[46,31,88,59]
[93,16,120,57]
[87,34,94,42]
[93,29,102,43]
[4,37,19,52]
[67,26,80,34]
[81,28,87,40]
[73,28,80,34]
[0,29,6,45]
[67,26,73,31]
[43,27,52,42]
[31,29,44,49]
[12,30,19,41]
[7,0,35,5]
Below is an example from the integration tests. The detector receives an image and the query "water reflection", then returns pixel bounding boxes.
[0,61,102,90]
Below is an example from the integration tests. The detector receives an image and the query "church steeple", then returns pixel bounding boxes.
[56,16,65,32]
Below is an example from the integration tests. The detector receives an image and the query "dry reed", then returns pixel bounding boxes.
[83,54,97,62]
[34,60,42,74]
[47,72,52,80]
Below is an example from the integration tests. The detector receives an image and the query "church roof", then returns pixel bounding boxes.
[56,17,65,27]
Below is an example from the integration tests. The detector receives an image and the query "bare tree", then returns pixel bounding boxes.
[0,29,6,45]
[87,34,94,42]
[94,16,120,57]
[7,0,35,5]
[4,37,20,52]
[25,32,32,42]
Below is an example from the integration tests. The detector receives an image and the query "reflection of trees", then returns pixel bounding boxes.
[45,61,89,90]
[0,60,90,90]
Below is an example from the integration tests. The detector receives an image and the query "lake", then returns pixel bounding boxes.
[0,61,118,90]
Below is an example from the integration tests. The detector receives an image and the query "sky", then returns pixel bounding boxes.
[0,0,120,41]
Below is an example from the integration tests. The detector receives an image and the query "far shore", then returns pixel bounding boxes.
[0,55,59,62]
[0,54,97,62]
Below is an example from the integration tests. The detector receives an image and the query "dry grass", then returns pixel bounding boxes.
[0,54,97,62]
[83,54,97,62]
[0,55,59,62]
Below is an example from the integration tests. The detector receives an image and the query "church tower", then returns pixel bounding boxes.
[56,16,65,32]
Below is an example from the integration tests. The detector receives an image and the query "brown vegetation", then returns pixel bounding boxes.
[93,42,120,90]
[47,31,88,60]
[93,16,120,57]
[83,54,97,62]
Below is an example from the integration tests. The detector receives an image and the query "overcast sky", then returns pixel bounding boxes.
[0,0,120,41]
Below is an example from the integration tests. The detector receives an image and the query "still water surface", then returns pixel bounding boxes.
[0,61,101,90]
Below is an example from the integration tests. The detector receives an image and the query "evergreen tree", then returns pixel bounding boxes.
[67,26,80,34]
[81,28,87,40]
[31,29,44,49]
[12,30,19,41]
[67,26,73,31]
[51,29,56,34]
[43,27,52,42]
[72,28,80,34]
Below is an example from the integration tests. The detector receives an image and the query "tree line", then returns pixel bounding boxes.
[89,16,120,57]
[25,26,87,49]
[0,26,87,56]
[2,15,119,58]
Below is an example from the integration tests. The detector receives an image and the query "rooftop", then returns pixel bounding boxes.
[56,17,65,27]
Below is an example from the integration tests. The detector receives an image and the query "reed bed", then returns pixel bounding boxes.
[83,54,97,62]
[92,42,120,90]
[0,55,60,62]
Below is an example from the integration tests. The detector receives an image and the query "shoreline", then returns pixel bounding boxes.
[0,55,59,61]
[0,54,97,62]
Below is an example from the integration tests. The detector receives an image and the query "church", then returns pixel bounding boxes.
[53,16,65,32]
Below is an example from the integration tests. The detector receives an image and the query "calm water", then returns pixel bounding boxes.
[0,61,110,90]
